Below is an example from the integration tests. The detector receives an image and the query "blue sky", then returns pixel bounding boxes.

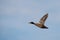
[0,0,60,40]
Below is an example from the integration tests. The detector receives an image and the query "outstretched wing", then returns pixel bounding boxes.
[39,13,48,24]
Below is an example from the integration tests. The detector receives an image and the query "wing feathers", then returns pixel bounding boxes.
[39,13,48,24]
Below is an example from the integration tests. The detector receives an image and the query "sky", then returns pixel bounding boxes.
[0,0,60,40]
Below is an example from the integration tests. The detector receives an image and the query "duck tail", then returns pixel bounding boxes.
[44,25,48,29]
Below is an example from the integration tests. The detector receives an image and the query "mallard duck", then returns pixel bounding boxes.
[29,13,48,29]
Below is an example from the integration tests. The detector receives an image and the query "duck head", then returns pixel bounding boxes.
[29,22,35,24]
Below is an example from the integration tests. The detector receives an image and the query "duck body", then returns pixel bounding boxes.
[30,22,48,29]
[29,13,48,29]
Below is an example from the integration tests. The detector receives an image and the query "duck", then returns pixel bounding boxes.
[29,13,48,29]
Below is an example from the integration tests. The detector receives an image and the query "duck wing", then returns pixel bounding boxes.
[39,13,48,24]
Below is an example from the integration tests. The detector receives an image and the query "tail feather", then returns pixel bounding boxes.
[41,25,48,29]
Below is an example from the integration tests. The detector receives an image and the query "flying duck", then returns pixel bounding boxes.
[29,13,48,29]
